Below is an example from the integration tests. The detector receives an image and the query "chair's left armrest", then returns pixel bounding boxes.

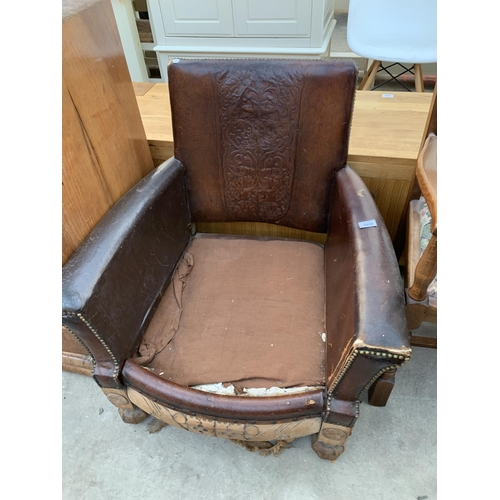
[323,166,411,424]
[62,158,192,388]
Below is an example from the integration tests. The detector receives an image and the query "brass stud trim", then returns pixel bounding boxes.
[64,311,120,379]
[76,312,120,378]
[63,323,96,371]
[326,347,411,420]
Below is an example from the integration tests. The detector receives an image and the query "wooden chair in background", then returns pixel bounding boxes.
[368,88,437,408]
[404,89,437,347]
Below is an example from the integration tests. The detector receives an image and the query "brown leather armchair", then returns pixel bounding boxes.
[62,59,411,462]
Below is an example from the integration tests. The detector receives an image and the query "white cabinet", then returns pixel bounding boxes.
[232,0,313,37]
[148,0,337,81]
[159,0,234,36]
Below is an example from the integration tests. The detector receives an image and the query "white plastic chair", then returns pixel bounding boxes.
[347,0,437,91]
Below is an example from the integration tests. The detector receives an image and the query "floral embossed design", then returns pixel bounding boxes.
[215,67,304,222]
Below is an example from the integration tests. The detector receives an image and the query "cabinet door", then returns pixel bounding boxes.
[159,0,234,36]
[233,0,313,37]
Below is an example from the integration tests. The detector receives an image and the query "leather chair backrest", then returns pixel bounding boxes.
[168,58,358,233]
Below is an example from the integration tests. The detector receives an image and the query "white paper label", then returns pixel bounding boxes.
[358,219,377,228]
[382,94,394,98]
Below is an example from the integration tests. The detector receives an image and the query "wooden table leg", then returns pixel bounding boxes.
[414,64,424,92]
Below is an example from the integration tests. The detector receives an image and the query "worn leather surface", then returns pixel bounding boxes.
[168,58,357,233]
[62,158,191,387]
[122,359,324,421]
[325,166,411,388]
[62,60,410,427]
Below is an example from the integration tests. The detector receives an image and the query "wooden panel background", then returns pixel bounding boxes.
[62,0,154,265]
[62,0,155,369]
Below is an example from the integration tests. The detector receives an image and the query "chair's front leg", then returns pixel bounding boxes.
[102,388,148,424]
[368,368,397,407]
[311,350,409,461]
[311,423,352,462]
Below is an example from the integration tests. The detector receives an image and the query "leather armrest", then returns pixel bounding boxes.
[62,158,192,388]
[325,166,411,393]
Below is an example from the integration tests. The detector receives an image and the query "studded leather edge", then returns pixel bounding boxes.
[326,348,411,425]
[62,323,96,371]
[62,311,119,379]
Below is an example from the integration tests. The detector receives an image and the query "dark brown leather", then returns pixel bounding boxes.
[122,359,324,422]
[62,59,410,430]
[325,166,411,388]
[327,355,398,426]
[168,58,357,233]
[62,158,192,388]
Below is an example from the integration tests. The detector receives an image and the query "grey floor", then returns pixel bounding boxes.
[62,322,436,500]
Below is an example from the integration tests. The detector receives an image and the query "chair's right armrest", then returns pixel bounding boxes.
[62,158,192,388]
[323,166,411,425]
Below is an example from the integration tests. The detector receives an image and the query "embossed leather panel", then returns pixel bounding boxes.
[168,59,358,233]
[215,67,303,222]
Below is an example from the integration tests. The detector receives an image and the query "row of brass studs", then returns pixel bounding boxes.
[326,348,411,419]
[62,311,119,379]
[76,312,120,378]
[327,349,359,400]
[325,349,359,420]
[357,364,398,401]
[63,323,96,370]
[357,349,408,360]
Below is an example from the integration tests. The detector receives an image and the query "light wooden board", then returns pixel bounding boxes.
[133,82,155,96]
[134,84,432,162]
[349,91,433,162]
[361,176,413,239]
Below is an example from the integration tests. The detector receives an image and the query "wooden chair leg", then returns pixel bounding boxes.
[102,387,149,424]
[311,422,352,462]
[414,64,424,92]
[406,302,426,331]
[368,369,396,407]
[410,334,437,349]
[118,406,149,424]
[358,60,381,90]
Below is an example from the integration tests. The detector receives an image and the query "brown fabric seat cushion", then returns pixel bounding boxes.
[137,234,326,390]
